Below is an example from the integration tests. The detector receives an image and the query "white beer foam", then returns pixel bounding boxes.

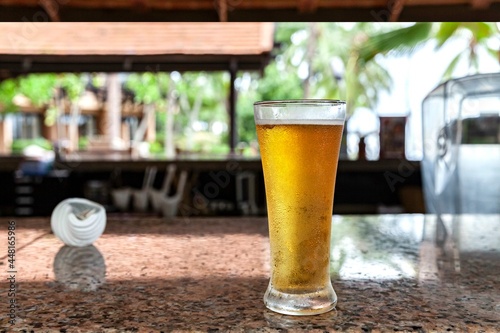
[255,119,345,126]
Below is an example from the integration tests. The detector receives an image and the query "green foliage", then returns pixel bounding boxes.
[209,143,230,154]
[235,22,396,143]
[257,63,304,101]
[59,73,85,102]
[125,72,169,106]
[1,73,85,114]
[78,136,89,150]
[434,22,460,48]
[237,81,259,144]
[275,22,307,46]
[18,73,58,107]
[175,71,229,124]
[357,22,500,82]
[461,22,496,42]
[149,141,164,154]
[4,22,496,155]
[11,138,52,154]
[44,106,58,126]
[357,23,433,63]
[91,73,106,88]
[0,79,18,113]
[442,52,464,81]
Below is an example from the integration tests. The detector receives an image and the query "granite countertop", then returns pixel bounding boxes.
[1,214,499,332]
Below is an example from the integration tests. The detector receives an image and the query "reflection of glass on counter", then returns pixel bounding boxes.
[53,245,106,292]
[264,309,337,329]
[419,215,500,282]
[330,215,423,280]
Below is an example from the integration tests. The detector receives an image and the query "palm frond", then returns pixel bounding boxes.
[485,46,500,63]
[462,22,496,41]
[434,22,460,49]
[357,23,433,63]
[441,51,464,81]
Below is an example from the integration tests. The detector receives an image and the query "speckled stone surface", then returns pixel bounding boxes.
[1,214,499,332]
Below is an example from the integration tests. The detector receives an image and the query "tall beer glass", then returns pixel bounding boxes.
[254,100,345,316]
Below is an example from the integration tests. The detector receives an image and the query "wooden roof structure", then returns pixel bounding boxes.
[0,23,275,152]
[0,0,499,21]
[0,23,274,78]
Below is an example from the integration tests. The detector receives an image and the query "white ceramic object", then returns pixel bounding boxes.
[132,190,150,212]
[150,165,177,213]
[51,198,106,247]
[160,170,188,218]
[132,167,157,212]
[111,187,132,211]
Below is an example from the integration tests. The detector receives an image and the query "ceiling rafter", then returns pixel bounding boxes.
[217,0,227,22]
[389,0,406,21]
[470,0,491,8]
[298,0,319,13]
[39,0,60,21]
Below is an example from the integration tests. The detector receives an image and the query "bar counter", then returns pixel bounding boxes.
[1,214,499,332]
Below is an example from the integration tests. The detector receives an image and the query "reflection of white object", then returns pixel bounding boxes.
[53,245,106,292]
[51,198,106,247]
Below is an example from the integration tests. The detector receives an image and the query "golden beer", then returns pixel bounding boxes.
[254,100,345,316]
[257,123,343,293]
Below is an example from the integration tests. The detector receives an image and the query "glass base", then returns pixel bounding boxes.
[264,283,337,316]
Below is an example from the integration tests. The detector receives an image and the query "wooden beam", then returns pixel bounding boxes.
[298,0,319,13]
[0,54,271,74]
[217,0,228,22]
[389,0,407,21]
[39,0,61,21]
[6,0,499,10]
[470,0,491,8]
[2,4,499,21]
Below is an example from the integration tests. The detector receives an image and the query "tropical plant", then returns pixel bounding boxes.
[236,23,395,124]
[235,22,396,146]
[11,138,52,154]
[0,78,17,113]
[357,22,500,81]
[17,73,58,108]
[125,72,183,157]
[175,71,229,152]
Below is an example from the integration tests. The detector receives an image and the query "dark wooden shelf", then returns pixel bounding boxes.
[55,154,420,173]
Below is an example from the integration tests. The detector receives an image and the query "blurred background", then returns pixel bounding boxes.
[1,22,499,217]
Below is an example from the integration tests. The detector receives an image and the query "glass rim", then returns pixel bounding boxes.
[254,99,346,106]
